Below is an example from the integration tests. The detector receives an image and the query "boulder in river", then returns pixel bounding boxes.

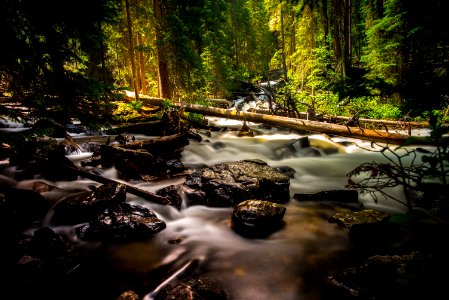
[184,159,290,207]
[231,199,286,238]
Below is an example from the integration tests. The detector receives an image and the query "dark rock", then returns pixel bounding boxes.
[328,209,400,247]
[50,183,127,225]
[274,166,296,178]
[231,199,286,238]
[117,290,140,300]
[155,277,227,300]
[326,251,440,300]
[184,159,290,207]
[328,209,390,229]
[77,202,166,243]
[156,185,183,210]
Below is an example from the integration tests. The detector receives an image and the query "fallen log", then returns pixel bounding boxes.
[63,164,173,206]
[182,104,425,145]
[30,154,173,206]
[135,97,439,145]
[126,94,430,129]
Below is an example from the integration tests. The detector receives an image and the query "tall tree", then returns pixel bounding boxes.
[125,0,140,100]
[153,0,171,98]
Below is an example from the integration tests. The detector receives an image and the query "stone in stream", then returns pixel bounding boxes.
[231,199,286,238]
[50,182,128,225]
[184,159,290,207]
[328,209,400,243]
[153,277,227,300]
[76,202,166,243]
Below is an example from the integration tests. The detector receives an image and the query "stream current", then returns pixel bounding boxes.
[1,117,431,299]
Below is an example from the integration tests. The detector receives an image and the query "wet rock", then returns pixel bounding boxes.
[100,133,188,180]
[231,199,286,238]
[50,183,127,225]
[328,209,390,229]
[154,277,227,300]
[184,159,290,207]
[293,189,359,203]
[156,185,183,210]
[328,209,400,245]
[326,251,439,300]
[274,165,296,178]
[77,202,166,243]
[117,290,140,300]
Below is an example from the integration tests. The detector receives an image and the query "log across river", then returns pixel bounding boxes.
[132,96,439,145]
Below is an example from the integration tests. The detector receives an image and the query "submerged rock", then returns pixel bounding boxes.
[231,199,286,238]
[184,159,290,207]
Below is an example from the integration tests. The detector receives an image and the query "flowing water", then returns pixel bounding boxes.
[1,117,431,299]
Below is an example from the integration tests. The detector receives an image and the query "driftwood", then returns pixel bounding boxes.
[62,163,173,205]
[131,96,439,145]
[30,154,173,206]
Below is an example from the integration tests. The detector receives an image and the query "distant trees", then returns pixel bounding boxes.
[0,0,121,126]
[1,0,448,124]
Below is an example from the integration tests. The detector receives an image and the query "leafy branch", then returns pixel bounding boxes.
[347,109,449,213]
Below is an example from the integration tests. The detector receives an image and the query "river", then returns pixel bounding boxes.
[0,117,435,299]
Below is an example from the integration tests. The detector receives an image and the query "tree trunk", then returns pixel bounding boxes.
[137,34,147,95]
[125,0,139,100]
[153,0,171,99]
[332,0,344,75]
[343,0,351,74]
[280,7,288,81]
[321,0,329,49]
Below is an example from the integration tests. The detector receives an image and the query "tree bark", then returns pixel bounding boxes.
[153,0,171,99]
[137,34,147,95]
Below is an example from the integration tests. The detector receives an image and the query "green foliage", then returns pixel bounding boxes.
[184,112,208,127]
[0,0,121,127]
[112,98,144,122]
[342,96,402,119]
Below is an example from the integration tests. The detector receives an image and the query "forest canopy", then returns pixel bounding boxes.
[1,0,448,126]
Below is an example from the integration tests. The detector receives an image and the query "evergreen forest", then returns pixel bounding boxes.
[1,0,449,127]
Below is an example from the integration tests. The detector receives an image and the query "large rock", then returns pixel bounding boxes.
[328,209,399,243]
[76,202,166,243]
[231,199,286,238]
[184,159,290,207]
[326,251,436,300]
[50,183,127,225]
[154,277,227,300]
